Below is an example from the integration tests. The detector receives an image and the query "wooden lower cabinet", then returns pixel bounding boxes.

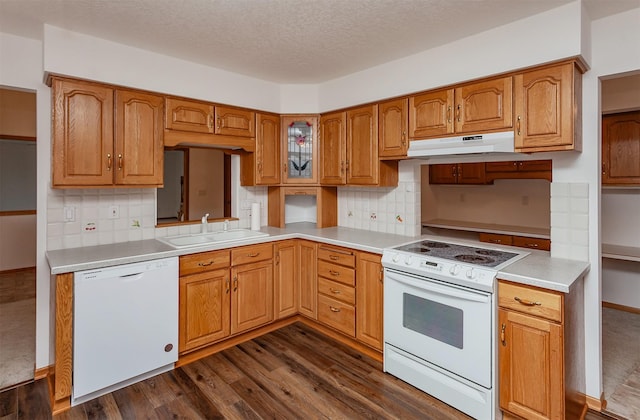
[274,240,297,319]
[231,260,274,334]
[356,252,383,351]
[298,240,318,319]
[316,245,356,337]
[498,280,586,420]
[179,269,231,353]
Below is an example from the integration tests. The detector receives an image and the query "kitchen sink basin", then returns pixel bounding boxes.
[157,229,269,248]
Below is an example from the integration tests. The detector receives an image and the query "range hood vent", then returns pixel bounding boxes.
[408,131,516,159]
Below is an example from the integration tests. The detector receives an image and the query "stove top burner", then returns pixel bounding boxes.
[394,239,521,268]
[455,254,495,264]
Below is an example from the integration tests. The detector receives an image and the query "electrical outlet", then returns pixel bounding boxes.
[63,206,75,222]
[108,205,120,219]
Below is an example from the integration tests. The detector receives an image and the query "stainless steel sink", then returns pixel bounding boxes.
[157,229,269,248]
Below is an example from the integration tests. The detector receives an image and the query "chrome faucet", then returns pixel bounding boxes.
[223,219,229,232]
[201,213,209,233]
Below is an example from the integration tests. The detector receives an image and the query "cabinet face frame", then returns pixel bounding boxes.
[281,115,319,184]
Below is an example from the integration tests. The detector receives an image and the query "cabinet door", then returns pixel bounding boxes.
[602,111,640,185]
[514,63,578,152]
[214,105,255,137]
[499,309,563,420]
[114,90,164,186]
[319,111,347,185]
[409,89,454,139]
[455,77,513,134]
[255,113,281,185]
[457,163,486,184]
[356,252,383,351]
[347,104,379,185]
[165,97,214,133]
[52,78,114,186]
[282,115,319,184]
[179,269,231,353]
[274,241,297,319]
[429,164,457,184]
[298,240,318,319]
[231,260,273,334]
[379,98,408,158]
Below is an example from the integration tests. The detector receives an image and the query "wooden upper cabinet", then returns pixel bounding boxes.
[602,110,640,185]
[379,98,409,158]
[514,62,581,152]
[455,76,512,134]
[255,113,281,185]
[347,104,379,185]
[165,97,214,134]
[282,115,319,184]
[114,89,164,186]
[319,111,347,185]
[429,163,486,184]
[52,78,115,186]
[214,105,255,138]
[409,76,512,139]
[409,89,454,139]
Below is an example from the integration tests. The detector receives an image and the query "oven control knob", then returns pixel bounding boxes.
[449,265,460,275]
[466,268,476,279]
[392,253,401,263]
[404,255,413,265]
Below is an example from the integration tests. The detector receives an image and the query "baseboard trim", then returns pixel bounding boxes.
[586,393,607,411]
[602,301,640,315]
[34,365,53,380]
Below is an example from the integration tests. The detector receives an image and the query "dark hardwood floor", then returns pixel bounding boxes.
[0,322,619,419]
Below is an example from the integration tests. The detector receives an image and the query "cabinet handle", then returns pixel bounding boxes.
[233,276,238,292]
[489,239,502,244]
[247,252,260,258]
[401,130,407,145]
[118,154,123,171]
[517,115,521,136]
[525,243,539,248]
[340,161,345,174]
[197,261,214,267]
[514,296,541,306]
[320,247,352,256]
[602,162,606,175]
[379,267,384,283]
[208,115,213,129]
[257,161,263,174]
[107,153,112,171]
[329,306,340,313]
[217,117,222,129]
[225,278,230,294]
[456,104,461,122]
[329,288,341,294]
[329,270,340,276]
[447,106,452,123]
[283,163,287,173]
[501,323,506,346]
[329,255,339,261]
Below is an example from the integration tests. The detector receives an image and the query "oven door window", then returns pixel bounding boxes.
[403,293,463,349]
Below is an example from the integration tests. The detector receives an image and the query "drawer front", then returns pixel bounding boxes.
[231,243,273,266]
[318,246,356,268]
[317,294,355,337]
[318,278,355,305]
[479,233,513,246]
[498,281,562,322]
[179,250,230,276]
[317,260,355,286]
[512,236,551,251]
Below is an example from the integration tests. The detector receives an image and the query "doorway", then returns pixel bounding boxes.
[0,87,37,390]
[599,73,640,419]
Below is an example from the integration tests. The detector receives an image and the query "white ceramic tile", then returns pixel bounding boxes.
[551,243,570,259]
[47,208,64,223]
[114,230,129,243]
[63,222,81,235]
[47,223,64,237]
[550,182,569,197]
[550,197,569,213]
[551,227,570,244]
[82,234,99,247]
[47,237,63,251]
[62,235,82,249]
[570,198,589,214]
[569,183,589,198]
[550,212,569,228]
[570,214,589,230]
[569,245,589,262]
[98,231,114,244]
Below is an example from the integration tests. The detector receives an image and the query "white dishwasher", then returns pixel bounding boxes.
[73,256,178,405]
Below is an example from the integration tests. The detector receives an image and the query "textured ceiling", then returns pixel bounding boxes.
[0,0,638,83]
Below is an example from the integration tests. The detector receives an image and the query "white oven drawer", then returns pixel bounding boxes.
[384,268,493,388]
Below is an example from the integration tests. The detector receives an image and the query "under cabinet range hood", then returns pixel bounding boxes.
[408,131,515,158]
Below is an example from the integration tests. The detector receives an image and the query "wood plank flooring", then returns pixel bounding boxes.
[0,322,620,419]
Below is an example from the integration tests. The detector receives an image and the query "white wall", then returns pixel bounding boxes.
[0,214,36,270]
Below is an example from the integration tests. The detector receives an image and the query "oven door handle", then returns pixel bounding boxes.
[386,270,491,303]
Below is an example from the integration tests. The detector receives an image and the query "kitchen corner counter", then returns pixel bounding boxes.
[497,252,590,293]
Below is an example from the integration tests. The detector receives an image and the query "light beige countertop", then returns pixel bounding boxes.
[46,223,589,293]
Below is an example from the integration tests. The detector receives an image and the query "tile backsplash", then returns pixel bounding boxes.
[550,182,589,261]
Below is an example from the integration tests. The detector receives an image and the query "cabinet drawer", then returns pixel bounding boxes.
[179,250,230,276]
[318,245,356,267]
[512,236,551,251]
[318,278,355,305]
[231,243,273,266]
[317,294,355,337]
[317,260,355,286]
[479,233,513,246]
[498,281,562,323]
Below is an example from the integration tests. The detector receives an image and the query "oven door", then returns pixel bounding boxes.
[384,268,493,388]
